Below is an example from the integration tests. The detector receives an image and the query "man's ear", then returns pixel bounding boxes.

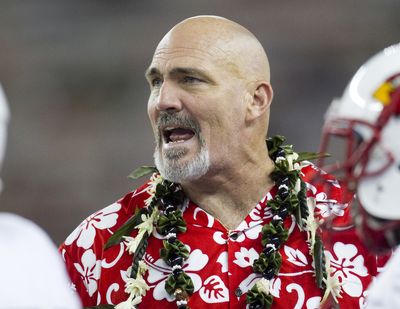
[245,82,273,122]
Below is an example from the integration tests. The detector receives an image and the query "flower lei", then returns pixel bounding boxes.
[92,135,341,309]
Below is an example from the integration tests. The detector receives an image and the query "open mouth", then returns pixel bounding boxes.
[163,127,195,144]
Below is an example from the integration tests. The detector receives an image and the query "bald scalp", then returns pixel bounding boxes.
[156,15,271,84]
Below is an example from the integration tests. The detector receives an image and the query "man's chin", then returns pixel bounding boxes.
[154,148,210,183]
[163,148,189,161]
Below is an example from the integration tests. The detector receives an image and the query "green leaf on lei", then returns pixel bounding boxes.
[130,231,149,279]
[274,157,289,171]
[294,152,330,163]
[156,210,187,235]
[287,192,300,213]
[165,272,195,296]
[104,207,148,249]
[128,165,158,180]
[271,168,299,189]
[246,284,273,308]
[266,135,286,156]
[296,180,309,230]
[313,234,327,289]
[160,239,190,263]
[261,222,289,247]
[253,251,282,274]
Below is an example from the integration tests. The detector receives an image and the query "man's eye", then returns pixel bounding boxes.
[183,76,201,84]
[151,78,163,87]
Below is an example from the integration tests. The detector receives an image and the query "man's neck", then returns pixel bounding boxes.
[181,154,275,230]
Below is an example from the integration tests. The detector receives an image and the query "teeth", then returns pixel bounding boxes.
[169,139,185,144]
[162,126,195,144]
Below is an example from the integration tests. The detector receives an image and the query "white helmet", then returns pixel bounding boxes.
[0,84,9,192]
[320,43,400,252]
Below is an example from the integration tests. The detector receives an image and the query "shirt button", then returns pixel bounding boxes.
[235,287,243,297]
[230,232,239,240]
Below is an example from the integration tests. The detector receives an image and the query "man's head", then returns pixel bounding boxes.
[0,84,9,193]
[146,16,273,183]
[319,43,400,252]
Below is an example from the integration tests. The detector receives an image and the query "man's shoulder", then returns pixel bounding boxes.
[60,179,152,255]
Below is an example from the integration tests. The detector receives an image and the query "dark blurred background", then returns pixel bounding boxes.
[1,0,399,244]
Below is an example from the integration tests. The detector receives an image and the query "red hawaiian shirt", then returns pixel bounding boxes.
[60,163,381,308]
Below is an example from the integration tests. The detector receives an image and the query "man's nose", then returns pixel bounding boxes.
[155,81,183,112]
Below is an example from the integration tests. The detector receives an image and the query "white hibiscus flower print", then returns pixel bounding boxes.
[73,249,101,297]
[216,252,228,273]
[200,275,229,303]
[65,202,121,249]
[233,247,259,268]
[249,196,273,221]
[237,221,263,241]
[306,296,321,309]
[325,242,368,297]
[314,193,347,218]
[284,245,308,267]
[213,221,263,245]
[145,249,209,301]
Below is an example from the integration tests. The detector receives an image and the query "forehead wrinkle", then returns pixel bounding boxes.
[152,45,245,80]
[153,45,226,60]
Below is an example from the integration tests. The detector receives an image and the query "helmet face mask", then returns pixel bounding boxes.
[320,115,395,192]
[319,43,400,253]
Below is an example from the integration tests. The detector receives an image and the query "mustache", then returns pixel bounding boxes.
[156,112,201,135]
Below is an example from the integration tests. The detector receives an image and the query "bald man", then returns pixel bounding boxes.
[61,16,380,308]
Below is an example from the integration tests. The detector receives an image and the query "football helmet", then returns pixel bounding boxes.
[320,43,400,252]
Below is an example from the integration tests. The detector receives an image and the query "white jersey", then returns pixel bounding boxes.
[0,213,81,308]
[366,247,400,308]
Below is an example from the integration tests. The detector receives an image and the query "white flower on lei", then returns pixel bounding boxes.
[115,295,142,309]
[321,253,343,305]
[324,242,368,298]
[302,198,321,251]
[65,202,121,249]
[314,192,347,218]
[256,278,271,295]
[144,174,164,207]
[124,276,150,297]
[138,260,148,275]
[123,233,144,255]
[73,249,101,297]
[137,209,158,235]
[118,266,150,308]
[123,209,159,254]
[238,274,281,298]
[286,152,300,171]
